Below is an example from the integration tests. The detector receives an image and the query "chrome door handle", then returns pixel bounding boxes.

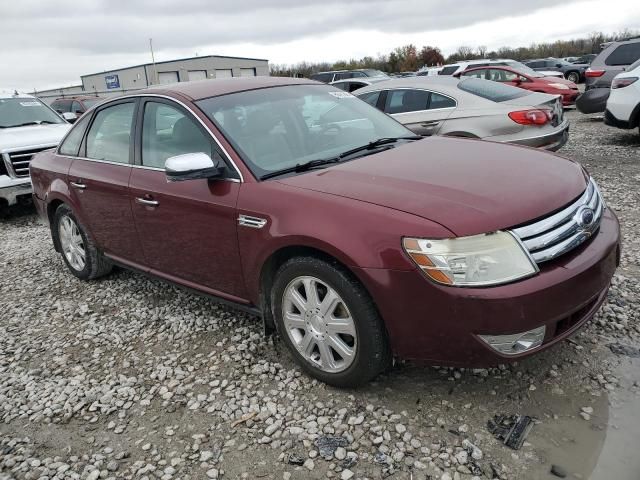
[70,181,86,189]
[135,197,159,207]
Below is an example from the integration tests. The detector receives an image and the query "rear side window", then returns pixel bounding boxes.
[384,89,430,114]
[58,114,92,157]
[439,66,459,75]
[357,91,381,107]
[458,78,528,102]
[333,82,349,91]
[85,102,135,164]
[605,43,640,66]
[430,93,456,109]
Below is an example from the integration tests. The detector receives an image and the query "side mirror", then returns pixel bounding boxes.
[61,112,77,122]
[165,152,223,182]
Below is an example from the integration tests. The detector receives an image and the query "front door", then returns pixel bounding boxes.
[129,98,247,300]
[68,99,143,263]
[384,89,456,136]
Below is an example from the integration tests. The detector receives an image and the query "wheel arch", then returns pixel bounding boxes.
[258,244,379,333]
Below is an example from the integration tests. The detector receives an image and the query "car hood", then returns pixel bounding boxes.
[0,123,71,152]
[277,137,587,237]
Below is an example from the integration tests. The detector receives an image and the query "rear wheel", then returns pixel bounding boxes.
[272,257,391,387]
[566,71,580,83]
[52,204,112,280]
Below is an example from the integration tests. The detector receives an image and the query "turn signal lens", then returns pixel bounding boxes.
[403,232,538,287]
[508,109,551,125]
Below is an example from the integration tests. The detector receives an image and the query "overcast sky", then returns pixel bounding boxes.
[1,0,639,91]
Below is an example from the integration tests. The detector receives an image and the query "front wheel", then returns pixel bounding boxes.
[272,257,391,387]
[566,71,580,83]
[52,204,112,280]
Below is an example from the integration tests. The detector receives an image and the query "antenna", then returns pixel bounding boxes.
[149,38,158,85]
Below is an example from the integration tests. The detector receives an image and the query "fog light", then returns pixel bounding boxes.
[479,326,546,355]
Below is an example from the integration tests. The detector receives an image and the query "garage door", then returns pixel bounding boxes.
[215,69,233,79]
[240,68,256,77]
[158,71,179,84]
[188,70,207,81]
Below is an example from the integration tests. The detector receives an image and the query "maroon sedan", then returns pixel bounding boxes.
[30,77,620,387]
[459,66,581,106]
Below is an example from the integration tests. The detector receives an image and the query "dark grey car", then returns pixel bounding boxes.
[525,58,587,83]
[585,38,640,90]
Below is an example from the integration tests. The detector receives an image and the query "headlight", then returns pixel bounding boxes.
[548,83,570,90]
[403,232,538,287]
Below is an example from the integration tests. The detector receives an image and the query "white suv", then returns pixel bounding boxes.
[1,92,71,209]
[605,59,640,136]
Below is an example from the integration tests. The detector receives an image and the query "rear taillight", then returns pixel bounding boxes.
[508,109,551,126]
[612,77,638,89]
[585,69,605,78]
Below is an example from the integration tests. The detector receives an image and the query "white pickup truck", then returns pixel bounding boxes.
[1,92,71,209]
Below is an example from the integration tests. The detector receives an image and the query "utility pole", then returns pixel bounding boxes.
[149,38,158,85]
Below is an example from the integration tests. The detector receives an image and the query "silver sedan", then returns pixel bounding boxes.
[354,76,570,151]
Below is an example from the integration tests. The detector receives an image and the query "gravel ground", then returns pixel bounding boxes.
[1,110,639,480]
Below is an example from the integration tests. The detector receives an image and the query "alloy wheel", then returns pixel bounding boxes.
[58,215,86,271]
[282,276,357,373]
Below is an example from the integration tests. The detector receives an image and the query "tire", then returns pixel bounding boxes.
[566,71,580,84]
[52,204,112,280]
[271,256,391,387]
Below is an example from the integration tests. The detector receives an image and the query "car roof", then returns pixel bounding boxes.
[330,76,389,85]
[0,91,36,100]
[142,76,320,101]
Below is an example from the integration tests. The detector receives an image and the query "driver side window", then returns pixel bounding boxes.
[141,102,213,169]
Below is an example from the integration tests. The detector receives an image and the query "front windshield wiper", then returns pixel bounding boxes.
[335,136,422,160]
[260,157,341,180]
[259,136,421,181]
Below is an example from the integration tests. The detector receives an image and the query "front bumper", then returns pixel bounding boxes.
[356,209,620,366]
[0,175,33,207]
[511,121,569,152]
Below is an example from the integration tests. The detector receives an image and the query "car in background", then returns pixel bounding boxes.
[438,59,564,79]
[1,92,71,209]
[585,38,640,90]
[572,54,597,65]
[310,69,389,83]
[355,76,569,150]
[330,77,388,93]
[460,66,580,106]
[29,77,619,387]
[604,59,640,136]
[417,66,444,76]
[524,58,588,83]
[51,96,104,123]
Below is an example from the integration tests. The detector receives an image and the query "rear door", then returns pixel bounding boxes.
[383,88,456,136]
[68,99,143,263]
[128,97,246,299]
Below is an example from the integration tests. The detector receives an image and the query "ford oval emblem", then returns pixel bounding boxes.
[576,206,595,228]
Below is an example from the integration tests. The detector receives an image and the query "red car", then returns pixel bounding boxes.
[459,66,580,106]
[29,77,619,387]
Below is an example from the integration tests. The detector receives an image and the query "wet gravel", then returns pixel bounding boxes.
[1,110,639,480]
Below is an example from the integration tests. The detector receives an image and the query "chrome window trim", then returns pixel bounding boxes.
[358,87,458,115]
[55,93,245,183]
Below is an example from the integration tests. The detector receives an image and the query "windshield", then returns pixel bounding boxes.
[81,98,102,109]
[0,98,65,128]
[196,84,411,179]
[505,61,544,78]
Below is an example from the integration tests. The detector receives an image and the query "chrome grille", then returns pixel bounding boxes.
[510,178,604,264]
[6,146,54,178]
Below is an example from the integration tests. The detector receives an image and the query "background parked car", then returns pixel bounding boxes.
[460,66,580,106]
[572,54,597,65]
[51,96,104,123]
[524,58,587,83]
[438,59,564,79]
[416,66,443,76]
[330,77,388,93]
[310,69,388,83]
[604,58,640,136]
[585,37,640,90]
[0,92,71,209]
[355,76,569,150]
